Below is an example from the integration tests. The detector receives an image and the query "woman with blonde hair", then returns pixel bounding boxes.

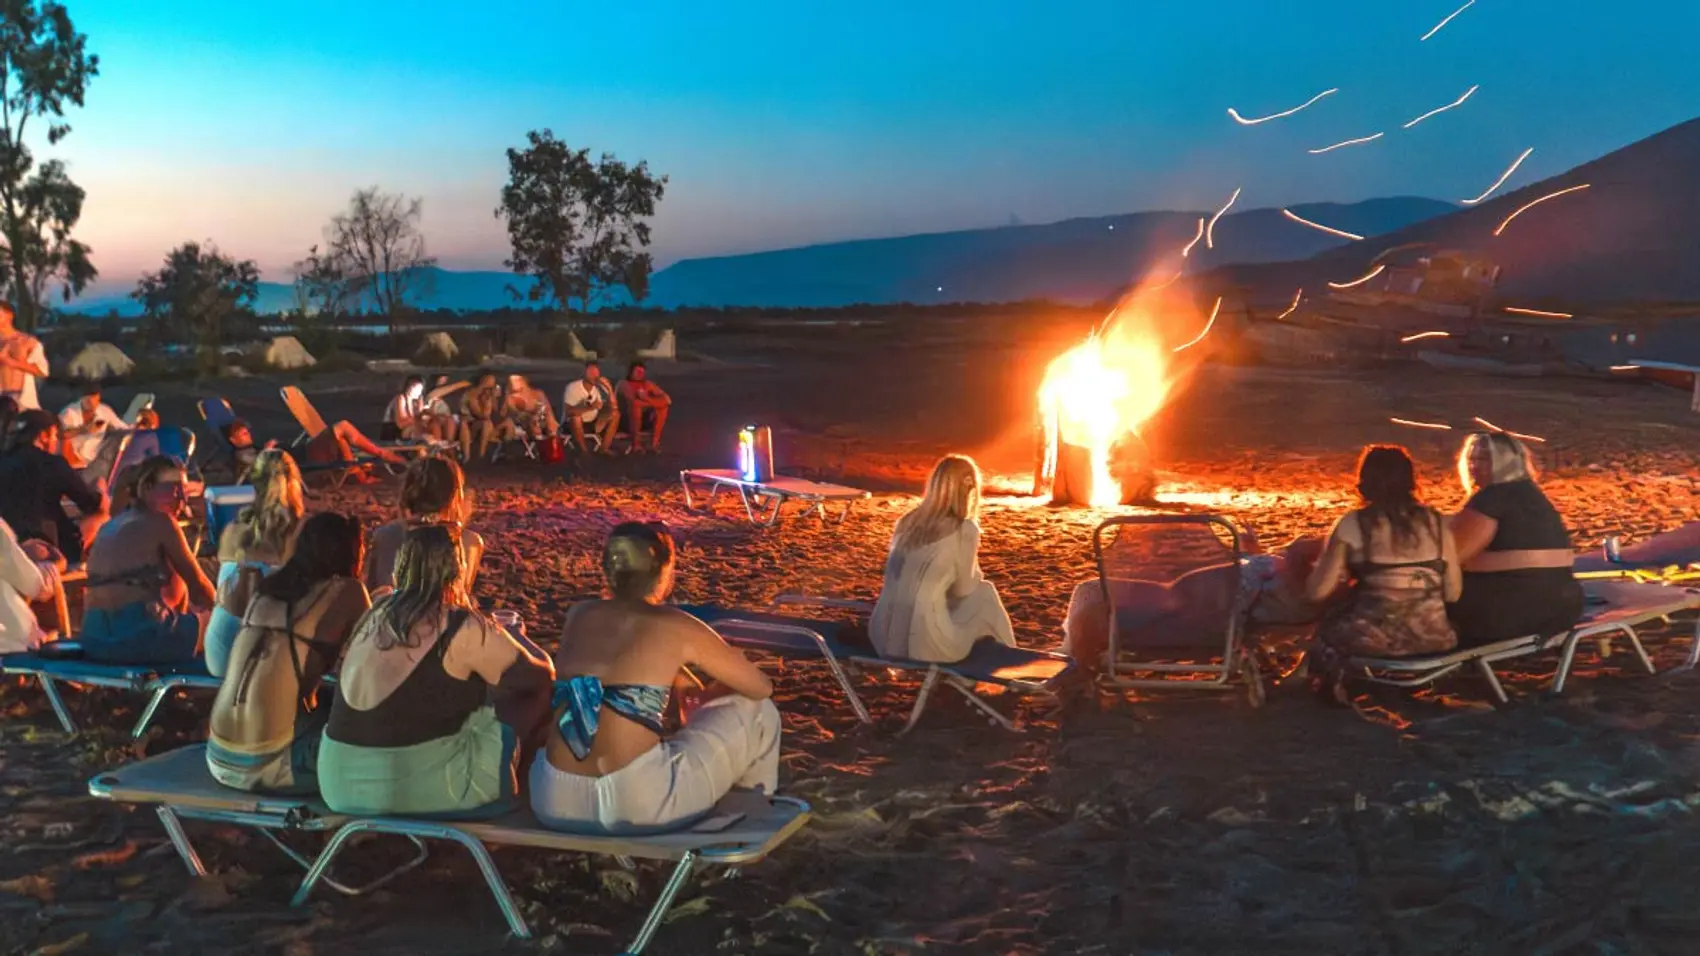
[207,450,305,676]
[1447,430,1582,647]
[870,454,1016,662]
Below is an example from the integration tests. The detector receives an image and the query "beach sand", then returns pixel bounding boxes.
[6,318,1700,954]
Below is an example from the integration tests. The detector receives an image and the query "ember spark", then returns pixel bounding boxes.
[1391,417,1453,430]
[1276,288,1303,319]
[1327,264,1386,289]
[1494,184,1590,236]
[1420,0,1476,41]
[1172,296,1223,353]
[1180,217,1205,257]
[1309,132,1385,155]
[1400,330,1450,343]
[1227,88,1339,125]
[1474,416,1547,443]
[1402,85,1479,128]
[1461,147,1533,204]
[1205,187,1240,249]
[1504,306,1573,319]
[1281,208,1364,240]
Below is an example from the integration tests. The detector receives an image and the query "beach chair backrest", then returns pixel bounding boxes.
[198,397,236,430]
[1094,515,1246,651]
[121,393,156,426]
[279,386,328,440]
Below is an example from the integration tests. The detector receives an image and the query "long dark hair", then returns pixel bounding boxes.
[398,456,469,525]
[603,521,675,603]
[257,513,365,606]
[370,524,469,649]
[1355,444,1427,546]
[126,455,184,508]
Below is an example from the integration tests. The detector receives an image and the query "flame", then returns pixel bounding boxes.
[1037,297,1177,507]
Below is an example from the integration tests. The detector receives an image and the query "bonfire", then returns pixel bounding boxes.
[1034,289,1211,506]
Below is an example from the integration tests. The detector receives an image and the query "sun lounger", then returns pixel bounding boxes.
[89,745,811,950]
[278,386,430,476]
[1343,580,1699,702]
[681,598,1077,733]
[0,653,221,737]
[120,392,156,427]
[680,469,871,527]
[1091,515,1268,706]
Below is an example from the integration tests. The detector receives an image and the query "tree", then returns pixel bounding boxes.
[0,1,98,330]
[132,241,259,351]
[323,187,435,335]
[495,129,666,315]
[291,243,351,317]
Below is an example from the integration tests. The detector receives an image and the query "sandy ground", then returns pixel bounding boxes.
[7,318,1700,954]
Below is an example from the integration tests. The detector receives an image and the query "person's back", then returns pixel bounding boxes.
[530,522,779,835]
[208,576,365,793]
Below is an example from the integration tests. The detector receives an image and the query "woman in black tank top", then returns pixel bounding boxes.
[1447,432,1583,647]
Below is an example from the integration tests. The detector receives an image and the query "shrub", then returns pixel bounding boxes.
[592,323,658,365]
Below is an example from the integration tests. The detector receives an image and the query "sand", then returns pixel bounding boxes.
[6,319,1700,954]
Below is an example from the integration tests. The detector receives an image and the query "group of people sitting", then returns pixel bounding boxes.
[382,361,673,462]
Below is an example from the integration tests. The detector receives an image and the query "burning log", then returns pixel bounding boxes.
[1034,408,1156,506]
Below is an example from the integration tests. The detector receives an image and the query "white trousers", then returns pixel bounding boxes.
[528,695,781,835]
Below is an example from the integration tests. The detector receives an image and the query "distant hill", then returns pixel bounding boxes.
[1209,116,1700,306]
[643,197,1455,308]
[64,196,1451,318]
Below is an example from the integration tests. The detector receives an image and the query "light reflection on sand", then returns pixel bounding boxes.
[978,473,1351,516]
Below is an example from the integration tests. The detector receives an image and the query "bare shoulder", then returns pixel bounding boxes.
[654,604,720,640]
[463,527,485,549]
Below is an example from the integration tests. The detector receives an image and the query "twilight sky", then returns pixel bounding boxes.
[57,0,1700,292]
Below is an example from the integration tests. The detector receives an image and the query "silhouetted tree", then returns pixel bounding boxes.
[291,243,351,317]
[0,1,98,330]
[132,241,259,350]
[323,187,435,335]
[495,129,666,315]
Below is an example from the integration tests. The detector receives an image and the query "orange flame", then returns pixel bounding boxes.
[1037,293,1184,507]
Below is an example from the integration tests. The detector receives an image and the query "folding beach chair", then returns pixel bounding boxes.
[1342,579,1700,702]
[278,386,427,476]
[90,744,812,950]
[1090,515,1267,706]
[120,392,156,427]
[682,598,1077,733]
[0,653,221,737]
[680,469,871,527]
[1573,535,1700,585]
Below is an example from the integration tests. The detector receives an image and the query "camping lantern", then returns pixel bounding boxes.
[737,425,775,482]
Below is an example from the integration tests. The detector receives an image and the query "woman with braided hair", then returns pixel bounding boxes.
[530,521,781,835]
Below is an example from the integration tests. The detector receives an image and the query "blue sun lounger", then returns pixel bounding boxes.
[0,653,221,737]
[681,597,1077,733]
[88,744,811,951]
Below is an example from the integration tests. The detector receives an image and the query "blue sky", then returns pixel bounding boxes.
[56,0,1700,288]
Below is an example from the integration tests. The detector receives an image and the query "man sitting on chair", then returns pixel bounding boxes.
[219,419,276,485]
[562,361,618,454]
[617,361,671,453]
[58,383,126,483]
[505,374,558,441]
[459,373,504,460]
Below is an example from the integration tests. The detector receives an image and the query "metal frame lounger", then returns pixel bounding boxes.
[0,654,221,737]
[681,597,1077,733]
[278,386,432,477]
[88,745,812,952]
[679,469,870,527]
[1343,580,1700,702]
[1092,515,1267,706]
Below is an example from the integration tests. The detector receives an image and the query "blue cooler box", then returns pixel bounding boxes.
[204,485,256,546]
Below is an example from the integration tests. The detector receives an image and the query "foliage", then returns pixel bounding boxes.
[495,129,666,314]
[290,243,352,317]
[322,187,436,335]
[0,0,98,330]
[131,240,259,349]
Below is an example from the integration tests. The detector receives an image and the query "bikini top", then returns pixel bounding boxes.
[551,675,670,761]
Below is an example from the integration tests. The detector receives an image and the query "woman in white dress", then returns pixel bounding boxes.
[870,455,1016,662]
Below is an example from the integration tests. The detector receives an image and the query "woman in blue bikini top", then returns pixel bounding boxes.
[541,523,774,778]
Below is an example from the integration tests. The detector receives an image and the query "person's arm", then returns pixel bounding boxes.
[0,340,47,377]
[461,529,485,590]
[646,381,671,405]
[682,612,773,700]
[456,612,555,686]
[49,455,104,516]
[947,520,985,600]
[1449,508,1498,565]
[159,517,217,610]
[0,521,52,603]
[320,580,373,649]
[1304,516,1354,604]
[1439,519,1463,603]
[218,564,261,618]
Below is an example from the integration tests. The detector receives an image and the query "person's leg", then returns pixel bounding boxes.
[647,403,669,451]
[568,413,591,452]
[653,695,782,823]
[333,421,404,464]
[541,405,559,438]
[597,407,620,452]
